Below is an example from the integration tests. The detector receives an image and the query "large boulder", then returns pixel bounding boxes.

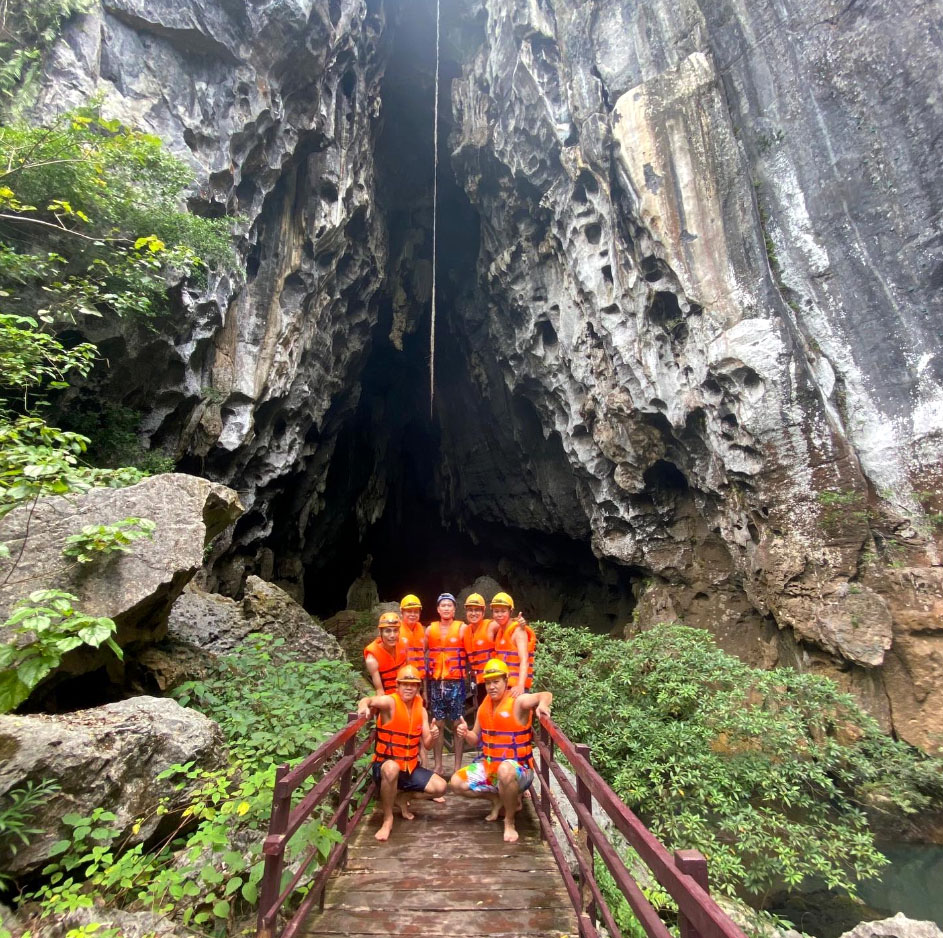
[0,474,243,697]
[0,696,224,877]
[839,915,943,938]
[165,576,344,661]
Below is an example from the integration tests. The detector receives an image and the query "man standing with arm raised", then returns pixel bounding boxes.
[357,665,446,842]
[449,658,552,843]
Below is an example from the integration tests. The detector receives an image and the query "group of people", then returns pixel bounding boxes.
[358,591,550,844]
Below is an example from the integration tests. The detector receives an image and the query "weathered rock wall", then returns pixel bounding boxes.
[442,0,943,749]
[27,0,943,748]
[30,0,390,597]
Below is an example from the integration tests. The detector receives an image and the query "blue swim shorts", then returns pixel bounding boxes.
[429,678,467,721]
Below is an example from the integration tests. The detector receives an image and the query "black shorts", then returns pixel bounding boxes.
[372,761,435,792]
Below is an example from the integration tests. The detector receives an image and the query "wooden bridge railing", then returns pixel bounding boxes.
[256,708,750,938]
[533,713,749,938]
[256,712,373,938]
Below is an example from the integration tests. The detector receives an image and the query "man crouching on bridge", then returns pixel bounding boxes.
[450,658,552,843]
[358,665,448,842]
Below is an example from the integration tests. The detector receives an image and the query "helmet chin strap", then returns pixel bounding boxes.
[429,0,440,421]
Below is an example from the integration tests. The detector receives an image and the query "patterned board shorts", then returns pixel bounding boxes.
[429,678,467,721]
[453,759,535,794]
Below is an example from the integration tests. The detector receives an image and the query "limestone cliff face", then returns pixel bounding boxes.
[440,0,943,749]
[31,0,389,595]
[29,0,943,748]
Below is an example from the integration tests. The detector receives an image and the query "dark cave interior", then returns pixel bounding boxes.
[297,0,639,629]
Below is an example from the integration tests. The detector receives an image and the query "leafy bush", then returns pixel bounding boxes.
[534,621,943,902]
[0,0,91,103]
[25,635,361,933]
[62,518,156,563]
[0,589,121,712]
[0,778,61,886]
[0,416,146,519]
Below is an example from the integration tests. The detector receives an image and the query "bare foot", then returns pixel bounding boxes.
[375,818,394,841]
[485,797,502,822]
[432,796,446,804]
[503,822,519,843]
[395,794,416,820]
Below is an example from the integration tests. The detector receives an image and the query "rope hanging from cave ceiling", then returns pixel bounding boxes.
[429,0,441,419]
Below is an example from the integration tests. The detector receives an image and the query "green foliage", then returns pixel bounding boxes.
[0,310,97,406]
[56,402,176,473]
[0,589,121,712]
[0,415,146,519]
[62,517,156,563]
[0,777,61,885]
[0,105,235,344]
[535,621,943,902]
[27,635,361,933]
[0,0,92,102]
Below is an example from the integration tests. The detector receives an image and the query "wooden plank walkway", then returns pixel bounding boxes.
[301,755,578,938]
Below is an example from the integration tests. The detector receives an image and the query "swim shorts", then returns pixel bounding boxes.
[429,678,467,721]
[453,759,534,794]
[371,761,436,792]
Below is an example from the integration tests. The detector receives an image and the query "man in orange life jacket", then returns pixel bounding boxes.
[450,658,552,843]
[363,611,407,694]
[463,592,497,706]
[357,664,446,842]
[399,594,427,690]
[490,592,536,699]
[426,592,468,776]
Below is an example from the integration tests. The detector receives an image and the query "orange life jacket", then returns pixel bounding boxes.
[400,620,427,678]
[374,693,423,772]
[363,637,407,694]
[478,693,533,767]
[494,620,536,689]
[427,620,467,680]
[465,618,496,683]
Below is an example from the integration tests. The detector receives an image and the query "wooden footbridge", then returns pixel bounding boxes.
[256,714,750,938]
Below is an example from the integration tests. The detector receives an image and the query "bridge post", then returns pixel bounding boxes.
[675,849,710,938]
[539,720,553,836]
[256,762,291,938]
[333,711,359,883]
[575,742,596,929]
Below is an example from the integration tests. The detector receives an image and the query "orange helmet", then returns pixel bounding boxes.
[464,593,485,608]
[400,594,422,610]
[378,612,402,628]
[396,664,422,684]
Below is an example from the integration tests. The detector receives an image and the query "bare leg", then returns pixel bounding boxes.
[375,761,400,842]
[497,761,522,843]
[395,792,415,820]
[432,726,445,776]
[484,795,502,821]
[453,718,464,772]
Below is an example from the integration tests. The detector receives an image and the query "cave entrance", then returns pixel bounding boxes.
[292,0,637,632]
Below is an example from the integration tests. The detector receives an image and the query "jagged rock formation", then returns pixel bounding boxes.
[439,0,943,749]
[27,0,943,748]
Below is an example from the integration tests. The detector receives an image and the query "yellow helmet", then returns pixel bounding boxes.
[481,658,510,680]
[464,593,485,608]
[490,591,513,608]
[378,612,402,628]
[396,664,422,684]
[400,594,422,610]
